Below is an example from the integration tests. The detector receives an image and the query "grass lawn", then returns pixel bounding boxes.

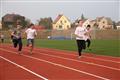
[31,39,120,57]
[1,39,120,57]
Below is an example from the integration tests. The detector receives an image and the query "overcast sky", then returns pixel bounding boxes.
[0,0,119,23]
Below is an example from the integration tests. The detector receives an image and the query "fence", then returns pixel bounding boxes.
[0,29,120,40]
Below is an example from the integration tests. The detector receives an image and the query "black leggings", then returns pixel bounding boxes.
[76,40,86,56]
[86,39,91,48]
[13,38,22,51]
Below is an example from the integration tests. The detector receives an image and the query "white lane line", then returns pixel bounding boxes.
[0,48,110,80]
[40,47,120,59]
[24,49,120,71]
[1,46,120,71]
[22,54,110,80]
[82,56,120,64]
[35,48,120,64]
[2,45,120,63]
[1,47,120,71]
[0,56,48,80]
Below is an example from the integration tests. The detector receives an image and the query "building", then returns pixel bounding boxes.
[2,13,25,29]
[116,26,120,29]
[53,14,71,30]
[96,17,113,29]
[116,21,120,29]
[82,19,91,27]
[33,25,46,31]
[81,19,97,30]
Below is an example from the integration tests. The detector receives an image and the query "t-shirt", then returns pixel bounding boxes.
[12,29,22,39]
[74,26,87,40]
[25,28,37,39]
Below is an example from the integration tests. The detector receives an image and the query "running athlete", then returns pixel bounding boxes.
[25,23,37,54]
[11,25,23,54]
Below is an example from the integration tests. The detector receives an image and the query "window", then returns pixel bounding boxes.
[67,25,69,28]
[103,21,105,24]
[64,20,66,23]
[60,20,62,24]
[59,25,62,29]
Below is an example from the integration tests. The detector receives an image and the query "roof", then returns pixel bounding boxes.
[53,14,62,24]
[102,17,113,25]
[53,14,70,24]
[2,13,25,22]
[33,25,45,30]
[96,17,104,22]
[3,14,15,22]
[96,17,113,25]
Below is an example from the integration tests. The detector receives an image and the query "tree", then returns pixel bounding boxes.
[81,13,85,20]
[38,17,53,29]
[23,18,31,28]
[112,21,117,29]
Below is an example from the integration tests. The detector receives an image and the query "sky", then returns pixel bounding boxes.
[0,0,120,23]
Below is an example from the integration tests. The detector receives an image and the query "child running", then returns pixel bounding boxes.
[85,25,91,50]
[11,25,23,54]
[25,23,37,54]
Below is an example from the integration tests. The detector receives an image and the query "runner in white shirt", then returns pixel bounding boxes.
[74,20,87,58]
[25,23,37,54]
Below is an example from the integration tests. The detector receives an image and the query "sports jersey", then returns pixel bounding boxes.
[25,28,37,39]
[74,26,87,40]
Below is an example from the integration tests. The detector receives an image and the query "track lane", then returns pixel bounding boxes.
[39,47,120,62]
[2,44,119,69]
[0,47,120,80]
[26,47,120,69]
[0,49,102,80]
[22,49,120,80]
[1,44,119,62]
[0,57,44,80]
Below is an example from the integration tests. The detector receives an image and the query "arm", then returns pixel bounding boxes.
[11,32,18,38]
[23,29,28,39]
[34,30,37,37]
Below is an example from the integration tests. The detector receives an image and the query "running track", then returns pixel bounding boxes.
[0,44,120,80]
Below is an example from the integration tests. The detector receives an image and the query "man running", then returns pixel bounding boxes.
[25,23,37,54]
[74,20,87,58]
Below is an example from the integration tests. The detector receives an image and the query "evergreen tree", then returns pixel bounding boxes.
[81,13,85,20]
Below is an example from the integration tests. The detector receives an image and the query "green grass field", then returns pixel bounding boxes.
[1,39,120,57]
[29,39,120,57]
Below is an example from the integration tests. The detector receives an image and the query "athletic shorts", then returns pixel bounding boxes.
[27,39,34,46]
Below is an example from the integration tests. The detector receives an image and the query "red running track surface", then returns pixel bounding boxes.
[0,44,120,80]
